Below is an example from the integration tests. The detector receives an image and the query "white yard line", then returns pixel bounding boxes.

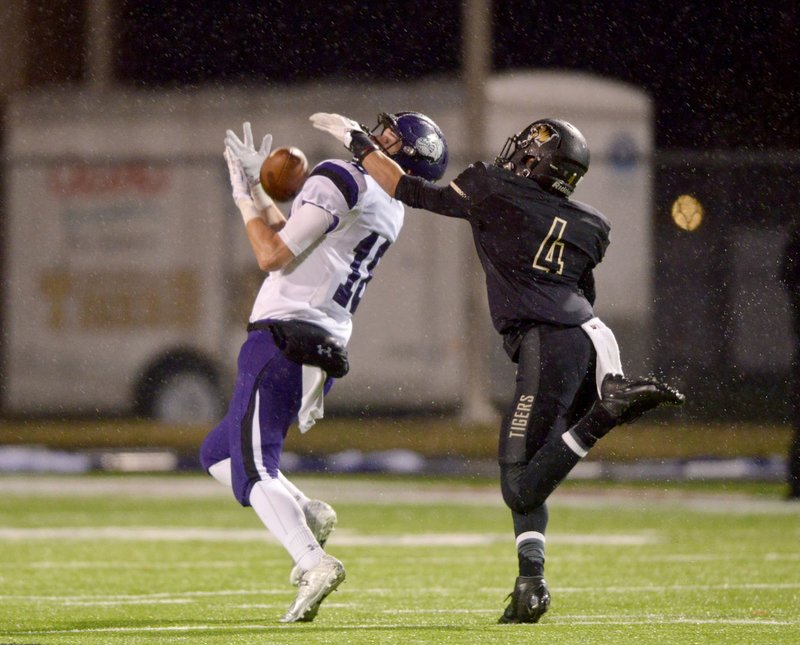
[28,547,800,573]
[24,559,251,568]
[0,474,795,513]
[387,609,799,626]
[4,581,800,606]
[0,589,289,602]
[0,525,660,546]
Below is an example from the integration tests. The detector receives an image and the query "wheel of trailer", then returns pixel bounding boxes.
[136,352,226,424]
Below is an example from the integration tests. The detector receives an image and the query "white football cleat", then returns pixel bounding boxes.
[289,500,338,586]
[279,554,345,623]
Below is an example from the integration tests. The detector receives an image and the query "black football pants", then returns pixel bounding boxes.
[498,323,595,515]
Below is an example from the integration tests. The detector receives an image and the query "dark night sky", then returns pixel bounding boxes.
[113,0,799,150]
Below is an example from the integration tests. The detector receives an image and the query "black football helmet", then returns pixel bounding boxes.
[495,118,589,197]
[370,111,449,181]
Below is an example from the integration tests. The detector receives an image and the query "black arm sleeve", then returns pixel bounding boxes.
[395,175,469,219]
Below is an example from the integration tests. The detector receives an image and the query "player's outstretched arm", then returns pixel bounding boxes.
[360,150,406,198]
[309,112,406,197]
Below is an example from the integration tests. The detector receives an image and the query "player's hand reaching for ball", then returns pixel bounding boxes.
[224,122,272,187]
[309,113,362,147]
[310,113,380,162]
[224,147,251,204]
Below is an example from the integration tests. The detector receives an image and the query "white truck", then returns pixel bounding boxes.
[4,150,246,422]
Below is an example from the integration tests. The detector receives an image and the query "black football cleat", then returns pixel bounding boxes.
[498,575,551,624]
[599,373,685,425]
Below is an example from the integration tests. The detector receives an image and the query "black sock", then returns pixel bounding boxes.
[569,402,616,448]
[517,536,545,577]
[518,554,544,577]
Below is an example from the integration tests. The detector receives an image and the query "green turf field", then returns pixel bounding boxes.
[0,474,797,644]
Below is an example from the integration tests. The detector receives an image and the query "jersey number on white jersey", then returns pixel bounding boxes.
[333,231,391,314]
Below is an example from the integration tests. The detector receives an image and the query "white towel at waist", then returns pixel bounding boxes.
[298,365,326,433]
[580,317,623,397]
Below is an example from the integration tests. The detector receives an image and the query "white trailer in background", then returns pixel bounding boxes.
[2,71,653,422]
[4,153,236,422]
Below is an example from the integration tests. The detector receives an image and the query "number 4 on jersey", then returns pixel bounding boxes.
[532,216,567,275]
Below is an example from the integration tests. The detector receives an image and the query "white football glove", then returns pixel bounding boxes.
[224,122,272,187]
[309,112,363,148]
[224,147,261,225]
[224,146,251,203]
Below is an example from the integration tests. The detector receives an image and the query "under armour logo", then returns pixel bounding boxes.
[316,345,333,358]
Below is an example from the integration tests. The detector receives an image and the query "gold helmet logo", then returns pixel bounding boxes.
[530,123,558,147]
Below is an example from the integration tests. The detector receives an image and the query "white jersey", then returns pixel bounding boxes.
[250,159,404,345]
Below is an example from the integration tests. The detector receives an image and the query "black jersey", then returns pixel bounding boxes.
[395,162,610,334]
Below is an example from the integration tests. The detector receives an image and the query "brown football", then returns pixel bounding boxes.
[259,146,309,202]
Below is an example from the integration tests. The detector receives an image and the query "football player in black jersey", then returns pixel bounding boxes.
[311,112,685,623]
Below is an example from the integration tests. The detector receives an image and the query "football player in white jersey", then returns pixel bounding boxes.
[200,113,448,623]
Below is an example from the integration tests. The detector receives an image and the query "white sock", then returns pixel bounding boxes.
[249,479,323,572]
[277,470,310,507]
[207,462,311,508]
[208,458,232,488]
